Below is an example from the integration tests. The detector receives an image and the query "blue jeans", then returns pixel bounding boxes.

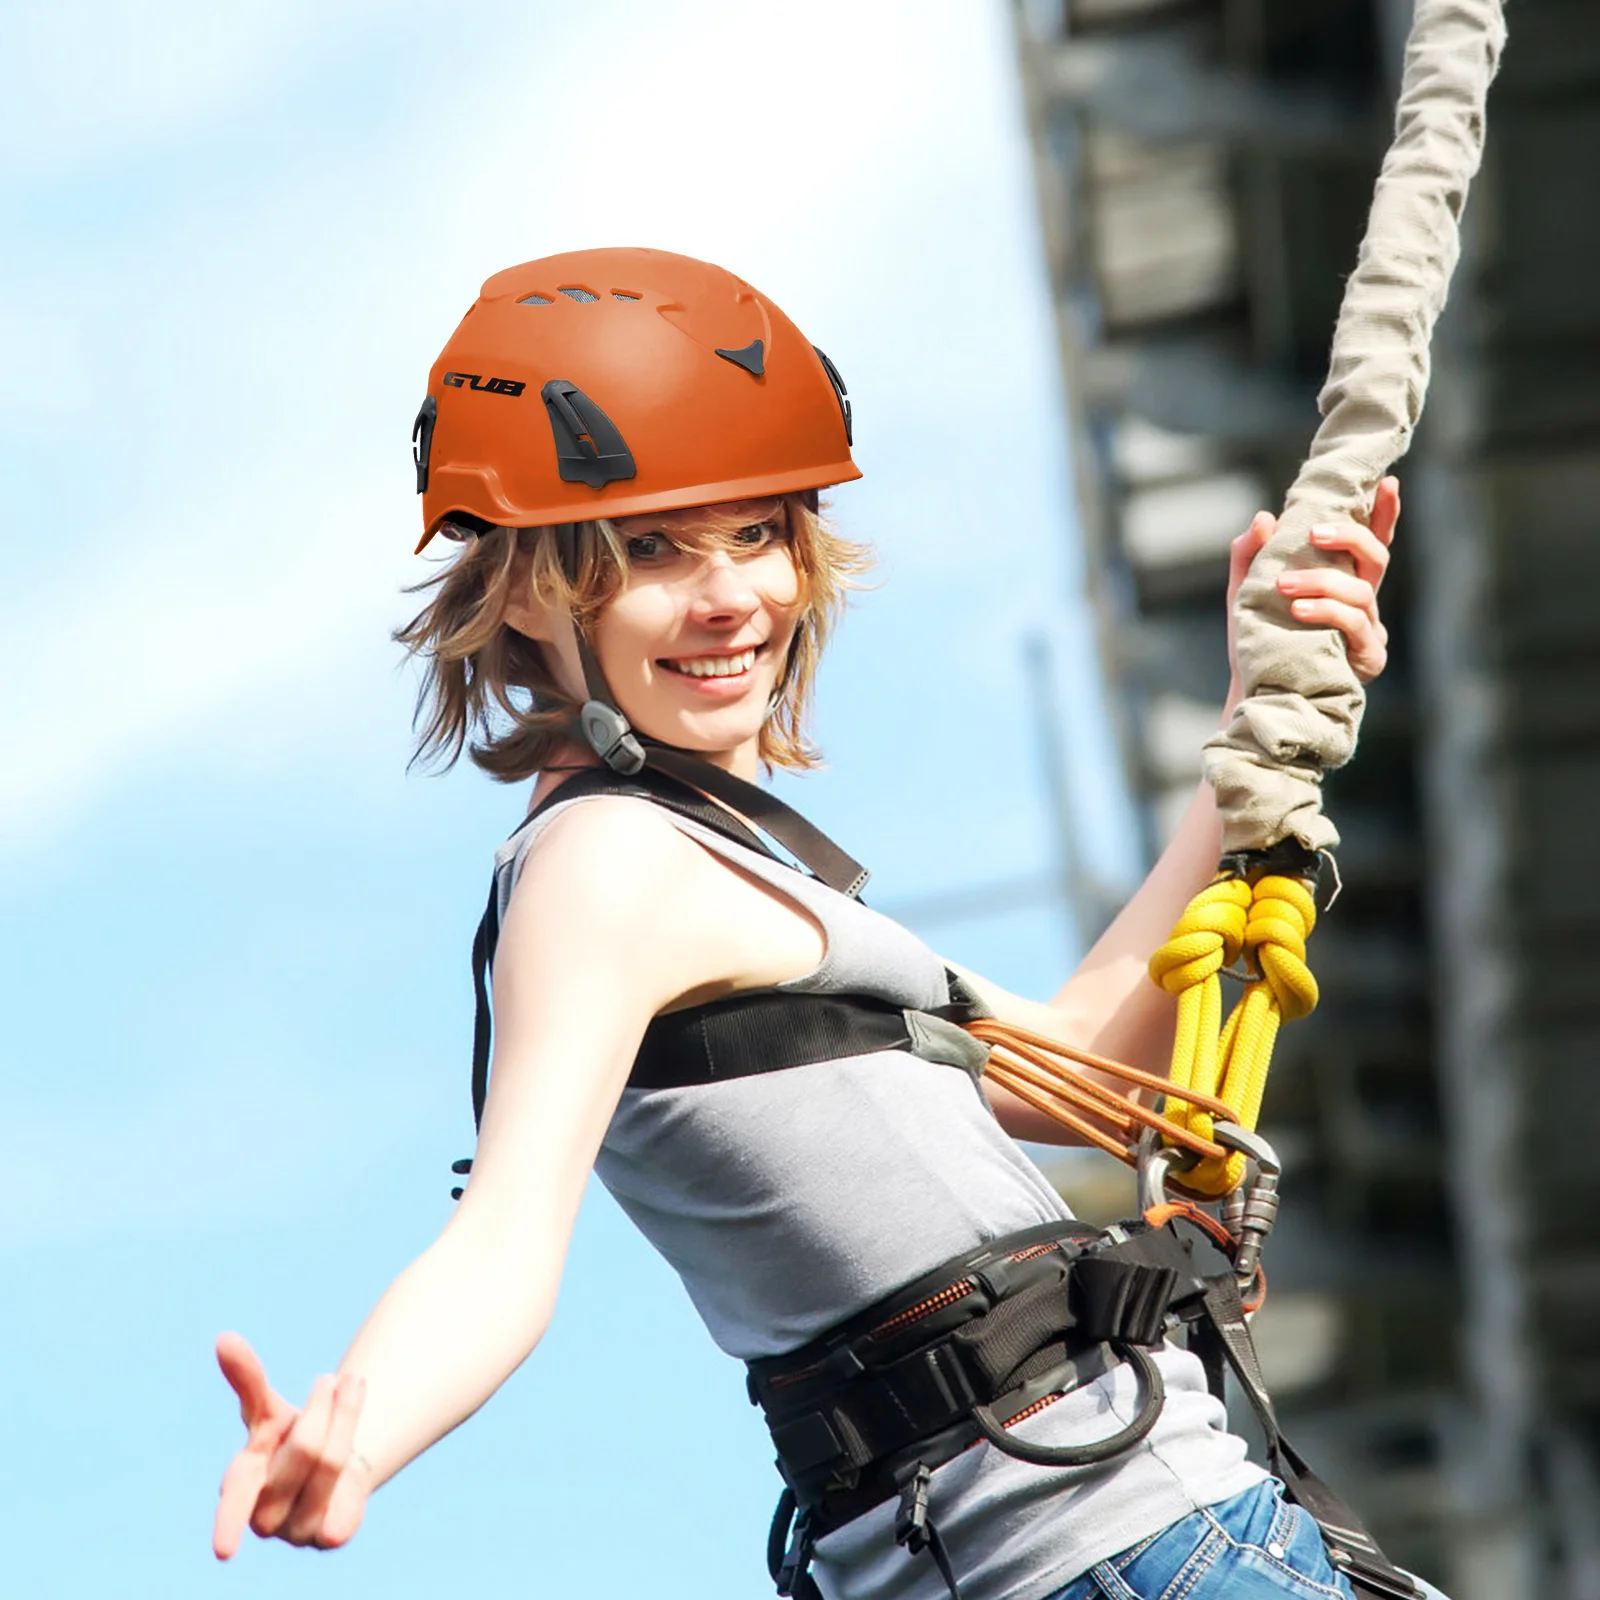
[1045,1478,1406,1600]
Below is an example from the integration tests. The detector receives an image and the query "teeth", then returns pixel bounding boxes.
[669,648,757,679]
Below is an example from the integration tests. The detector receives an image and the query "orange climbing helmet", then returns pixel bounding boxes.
[412,247,861,550]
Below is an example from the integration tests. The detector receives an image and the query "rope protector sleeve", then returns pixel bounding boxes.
[1203,0,1507,856]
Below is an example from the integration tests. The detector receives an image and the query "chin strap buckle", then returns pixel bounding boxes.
[579,700,646,775]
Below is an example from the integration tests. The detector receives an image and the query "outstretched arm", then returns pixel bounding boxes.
[213,800,718,1556]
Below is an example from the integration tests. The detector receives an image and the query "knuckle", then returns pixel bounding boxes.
[250,1505,283,1539]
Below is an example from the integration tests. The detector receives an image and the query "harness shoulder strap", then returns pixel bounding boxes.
[467,767,791,1134]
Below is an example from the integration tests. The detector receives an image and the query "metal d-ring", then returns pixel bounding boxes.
[1135,1128,1195,1214]
[969,1343,1166,1467]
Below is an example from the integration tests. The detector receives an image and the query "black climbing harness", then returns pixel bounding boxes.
[753,1211,1421,1600]
[451,767,1422,1600]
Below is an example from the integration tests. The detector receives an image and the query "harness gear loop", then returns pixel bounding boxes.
[1148,864,1318,1197]
[969,1342,1165,1467]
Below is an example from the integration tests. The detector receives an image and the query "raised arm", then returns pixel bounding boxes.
[963,482,1398,1144]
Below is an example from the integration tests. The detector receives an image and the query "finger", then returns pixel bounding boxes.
[284,1375,366,1547]
[1287,597,1388,680]
[253,1375,338,1539]
[1307,521,1390,591]
[213,1402,297,1560]
[1278,567,1378,616]
[317,1462,373,1550]
[214,1451,269,1560]
[1370,475,1401,545]
[1229,511,1276,591]
[216,1333,276,1427]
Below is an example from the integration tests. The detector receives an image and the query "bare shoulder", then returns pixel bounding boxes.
[506,797,708,940]
[528,794,703,879]
[505,794,825,1007]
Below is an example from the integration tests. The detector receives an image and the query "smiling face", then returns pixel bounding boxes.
[587,498,803,777]
[485,490,865,783]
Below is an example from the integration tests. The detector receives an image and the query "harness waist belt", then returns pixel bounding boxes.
[748,1220,1201,1534]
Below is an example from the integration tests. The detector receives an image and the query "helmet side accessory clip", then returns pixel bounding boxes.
[412,395,438,494]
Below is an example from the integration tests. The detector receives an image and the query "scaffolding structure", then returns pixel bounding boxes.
[1009,3,1600,1596]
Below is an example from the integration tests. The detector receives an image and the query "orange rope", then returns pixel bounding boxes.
[966,1018,1234,1166]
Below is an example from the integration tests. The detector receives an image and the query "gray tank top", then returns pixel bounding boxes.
[495,794,1265,1600]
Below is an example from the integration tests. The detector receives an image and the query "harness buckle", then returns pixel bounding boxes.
[775,1508,815,1596]
[894,1464,934,1555]
[1325,1544,1424,1599]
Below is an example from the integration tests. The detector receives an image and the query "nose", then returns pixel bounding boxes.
[687,550,760,627]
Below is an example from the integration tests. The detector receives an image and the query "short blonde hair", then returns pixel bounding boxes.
[395,493,871,783]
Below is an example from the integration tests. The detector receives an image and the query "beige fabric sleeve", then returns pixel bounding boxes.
[1202,0,1507,855]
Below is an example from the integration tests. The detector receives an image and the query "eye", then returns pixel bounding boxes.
[731,520,783,551]
[625,533,676,563]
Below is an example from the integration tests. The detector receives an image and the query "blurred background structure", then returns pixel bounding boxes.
[1009,2,1600,1596]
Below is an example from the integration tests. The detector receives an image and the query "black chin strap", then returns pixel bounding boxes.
[555,522,869,899]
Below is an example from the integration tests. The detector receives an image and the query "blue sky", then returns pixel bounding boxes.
[1,3,1143,1595]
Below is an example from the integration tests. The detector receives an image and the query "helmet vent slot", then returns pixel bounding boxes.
[517,293,552,306]
[612,291,641,301]
[557,286,598,303]
[541,379,637,489]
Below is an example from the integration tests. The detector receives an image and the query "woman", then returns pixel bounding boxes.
[213,249,1401,1600]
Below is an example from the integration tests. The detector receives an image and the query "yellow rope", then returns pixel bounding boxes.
[1148,873,1318,1196]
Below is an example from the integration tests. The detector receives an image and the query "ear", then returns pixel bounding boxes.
[502,563,588,704]
[502,553,565,646]
[503,590,565,645]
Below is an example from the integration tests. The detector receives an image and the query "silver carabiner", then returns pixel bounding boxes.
[1212,1123,1282,1292]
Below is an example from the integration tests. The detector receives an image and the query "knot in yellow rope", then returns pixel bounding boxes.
[1146,878,1249,996]
[1246,876,1319,1021]
[1148,868,1320,1198]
